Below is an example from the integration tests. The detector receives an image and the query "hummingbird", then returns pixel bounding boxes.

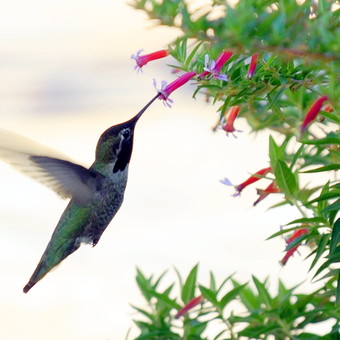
[0,93,160,293]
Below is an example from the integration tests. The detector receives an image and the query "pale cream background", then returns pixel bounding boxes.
[0,1,329,339]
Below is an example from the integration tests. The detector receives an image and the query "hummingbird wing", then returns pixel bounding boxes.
[29,156,102,201]
[0,129,102,202]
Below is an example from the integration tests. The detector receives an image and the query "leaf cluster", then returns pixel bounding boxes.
[128,266,339,339]
[128,0,340,337]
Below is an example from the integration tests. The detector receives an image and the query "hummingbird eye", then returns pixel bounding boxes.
[122,129,130,139]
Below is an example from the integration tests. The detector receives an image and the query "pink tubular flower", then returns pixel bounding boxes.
[131,49,169,72]
[175,296,203,319]
[300,96,329,133]
[153,71,197,107]
[222,106,242,137]
[246,53,259,79]
[280,228,309,266]
[199,51,233,80]
[220,167,272,197]
[253,181,280,206]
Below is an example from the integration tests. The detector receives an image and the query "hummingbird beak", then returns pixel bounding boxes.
[128,93,161,124]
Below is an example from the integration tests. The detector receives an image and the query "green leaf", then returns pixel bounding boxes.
[209,271,216,292]
[213,329,227,340]
[317,181,330,215]
[269,135,284,167]
[174,267,183,291]
[313,251,340,279]
[152,270,168,290]
[313,268,340,283]
[290,143,304,170]
[286,217,327,225]
[321,111,340,123]
[284,233,309,251]
[130,304,154,322]
[231,279,258,310]
[322,199,340,214]
[182,264,199,303]
[300,136,340,145]
[302,164,340,173]
[219,284,246,309]
[337,270,340,304]
[216,272,235,295]
[150,290,181,309]
[252,276,273,308]
[267,225,302,240]
[239,324,280,338]
[306,191,340,204]
[330,218,340,255]
[309,233,330,271]
[273,159,298,200]
[184,41,203,68]
[136,268,154,302]
[199,285,218,307]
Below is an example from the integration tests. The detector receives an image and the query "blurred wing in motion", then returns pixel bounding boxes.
[0,129,101,202]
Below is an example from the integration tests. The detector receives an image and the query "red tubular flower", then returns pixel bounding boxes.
[253,181,280,206]
[246,53,259,79]
[220,167,272,197]
[280,228,309,266]
[175,296,203,319]
[234,167,272,196]
[300,96,328,133]
[131,49,169,72]
[199,51,233,80]
[153,71,197,107]
[222,106,242,137]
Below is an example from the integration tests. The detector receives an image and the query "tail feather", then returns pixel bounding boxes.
[22,238,81,293]
[23,281,36,294]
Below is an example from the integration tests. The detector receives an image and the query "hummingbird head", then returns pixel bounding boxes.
[95,94,160,172]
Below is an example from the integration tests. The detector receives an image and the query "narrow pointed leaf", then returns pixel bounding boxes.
[337,270,340,304]
[219,284,246,309]
[284,233,309,251]
[302,164,340,173]
[322,199,340,214]
[273,159,297,199]
[209,271,216,292]
[150,290,181,309]
[231,279,257,310]
[300,136,340,145]
[306,191,340,204]
[309,233,330,271]
[267,225,304,240]
[213,329,227,340]
[313,253,340,279]
[290,143,304,169]
[216,272,235,295]
[330,219,340,255]
[130,305,154,322]
[199,285,218,306]
[152,270,168,290]
[269,135,283,167]
[182,264,199,303]
[252,276,272,308]
[286,217,327,225]
[174,266,184,290]
[185,41,203,68]
[317,181,330,215]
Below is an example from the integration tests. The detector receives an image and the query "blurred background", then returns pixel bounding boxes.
[0,1,322,339]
